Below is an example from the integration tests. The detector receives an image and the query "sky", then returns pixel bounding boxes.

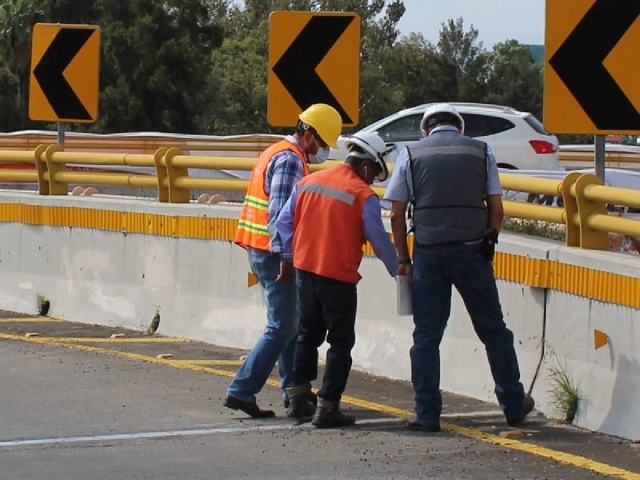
[396,0,545,48]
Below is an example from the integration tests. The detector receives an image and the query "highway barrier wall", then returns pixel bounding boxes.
[0,191,638,440]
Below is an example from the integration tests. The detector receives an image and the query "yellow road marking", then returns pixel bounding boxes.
[0,317,64,323]
[45,337,191,343]
[340,395,640,478]
[170,359,243,366]
[1,332,638,479]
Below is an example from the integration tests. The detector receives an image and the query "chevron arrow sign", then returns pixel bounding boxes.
[268,12,361,127]
[29,24,101,123]
[544,0,640,134]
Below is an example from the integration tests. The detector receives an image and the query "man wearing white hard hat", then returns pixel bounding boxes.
[276,131,399,428]
[384,103,535,432]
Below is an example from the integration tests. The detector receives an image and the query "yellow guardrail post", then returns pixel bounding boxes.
[153,147,170,203]
[560,172,581,247]
[30,145,48,195]
[574,174,609,250]
[164,148,190,203]
[43,145,68,196]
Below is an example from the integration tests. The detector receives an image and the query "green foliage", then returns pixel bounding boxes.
[0,65,21,130]
[92,0,225,133]
[205,4,272,135]
[35,292,50,316]
[547,359,580,423]
[526,44,544,64]
[503,218,566,242]
[486,40,544,119]
[0,0,548,135]
[0,0,49,129]
[146,306,161,335]
[434,18,489,102]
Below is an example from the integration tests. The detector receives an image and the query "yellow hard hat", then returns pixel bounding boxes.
[298,103,342,149]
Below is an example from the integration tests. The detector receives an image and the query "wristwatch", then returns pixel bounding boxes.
[399,258,412,265]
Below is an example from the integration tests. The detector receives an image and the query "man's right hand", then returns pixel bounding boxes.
[277,261,294,283]
[481,228,499,262]
[396,264,412,278]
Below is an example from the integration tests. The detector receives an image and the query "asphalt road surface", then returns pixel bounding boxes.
[1,313,639,480]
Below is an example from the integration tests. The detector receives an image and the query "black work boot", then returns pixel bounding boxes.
[312,399,356,428]
[285,384,316,420]
[223,395,275,418]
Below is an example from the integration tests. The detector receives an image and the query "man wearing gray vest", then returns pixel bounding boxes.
[384,103,534,432]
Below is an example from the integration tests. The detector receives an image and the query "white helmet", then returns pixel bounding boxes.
[345,131,391,182]
[420,103,465,134]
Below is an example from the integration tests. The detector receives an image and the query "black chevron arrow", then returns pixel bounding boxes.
[549,0,640,130]
[33,28,95,121]
[273,15,355,124]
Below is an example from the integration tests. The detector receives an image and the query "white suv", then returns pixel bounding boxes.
[330,102,563,171]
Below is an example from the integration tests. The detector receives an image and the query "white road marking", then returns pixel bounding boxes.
[0,417,401,448]
[442,410,504,418]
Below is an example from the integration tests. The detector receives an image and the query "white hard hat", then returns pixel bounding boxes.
[420,103,465,134]
[345,131,391,182]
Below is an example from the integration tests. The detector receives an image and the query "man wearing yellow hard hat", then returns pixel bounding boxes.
[226,103,343,418]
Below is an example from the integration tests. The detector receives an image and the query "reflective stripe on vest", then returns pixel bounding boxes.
[298,183,356,206]
[293,164,374,284]
[235,140,308,251]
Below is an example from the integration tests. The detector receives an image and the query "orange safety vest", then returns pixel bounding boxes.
[292,164,375,284]
[235,139,309,251]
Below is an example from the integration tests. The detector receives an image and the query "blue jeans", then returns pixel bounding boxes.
[411,242,525,424]
[292,270,357,403]
[226,248,298,403]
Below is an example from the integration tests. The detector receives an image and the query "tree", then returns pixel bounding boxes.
[485,39,543,118]
[0,65,21,130]
[42,0,225,133]
[374,33,438,111]
[0,0,49,128]
[432,18,489,102]
[206,0,407,134]
[95,0,225,133]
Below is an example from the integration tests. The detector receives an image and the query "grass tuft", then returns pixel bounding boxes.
[547,361,580,424]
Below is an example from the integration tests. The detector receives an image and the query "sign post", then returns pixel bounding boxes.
[29,23,101,145]
[57,122,66,147]
[544,0,640,182]
[268,11,360,128]
[595,135,605,182]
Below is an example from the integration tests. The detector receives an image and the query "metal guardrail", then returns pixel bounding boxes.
[559,151,640,163]
[4,132,640,165]
[0,146,639,251]
[0,133,281,153]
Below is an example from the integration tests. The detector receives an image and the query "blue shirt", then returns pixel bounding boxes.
[265,135,307,254]
[276,182,399,277]
[383,126,502,203]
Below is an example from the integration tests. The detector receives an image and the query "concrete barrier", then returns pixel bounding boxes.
[0,191,639,439]
[536,247,640,439]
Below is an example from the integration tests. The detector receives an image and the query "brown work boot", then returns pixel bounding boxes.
[506,393,535,427]
[285,384,316,420]
[284,391,317,409]
[312,399,356,428]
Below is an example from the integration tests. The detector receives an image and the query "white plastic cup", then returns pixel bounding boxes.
[396,275,412,316]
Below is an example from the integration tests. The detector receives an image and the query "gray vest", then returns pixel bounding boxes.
[408,131,488,245]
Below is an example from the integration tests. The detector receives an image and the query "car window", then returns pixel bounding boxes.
[375,114,423,142]
[462,113,515,138]
[523,114,551,135]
